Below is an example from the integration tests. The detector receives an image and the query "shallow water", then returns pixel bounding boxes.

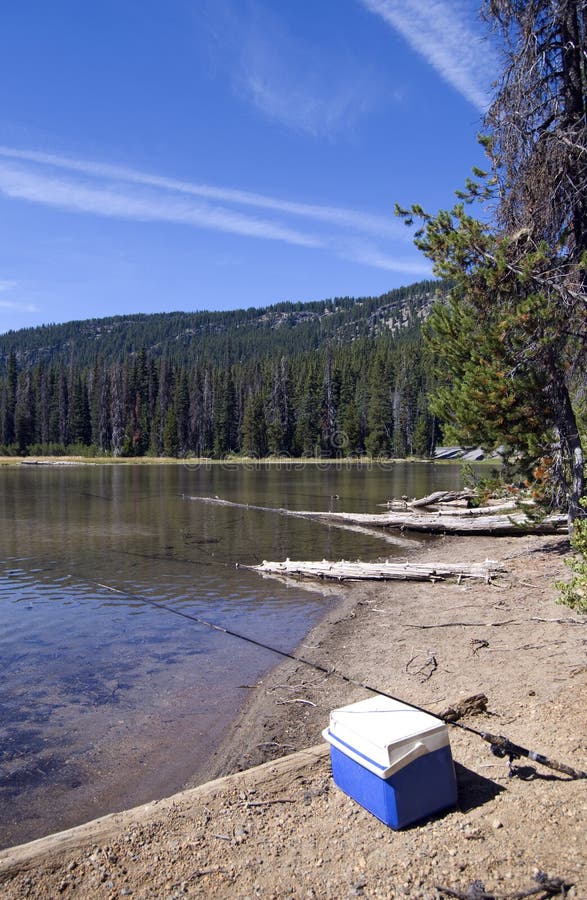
[0,461,465,847]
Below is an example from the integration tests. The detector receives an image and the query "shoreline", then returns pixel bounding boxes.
[190,577,355,787]
[190,531,586,787]
[2,531,586,898]
[0,454,497,469]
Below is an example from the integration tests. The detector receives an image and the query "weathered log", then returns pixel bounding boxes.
[381,498,520,516]
[335,509,567,535]
[185,496,417,547]
[433,500,519,516]
[187,495,567,535]
[409,490,474,508]
[249,558,505,583]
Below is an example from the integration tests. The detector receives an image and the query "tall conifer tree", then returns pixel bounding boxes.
[400,0,587,523]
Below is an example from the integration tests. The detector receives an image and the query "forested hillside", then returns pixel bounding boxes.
[0,280,443,458]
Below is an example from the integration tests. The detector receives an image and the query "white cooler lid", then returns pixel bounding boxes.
[324,695,449,777]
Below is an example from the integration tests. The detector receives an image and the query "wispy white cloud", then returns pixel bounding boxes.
[197,0,380,138]
[0,279,38,315]
[0,146,405,239]
[343,240,431,275]
[0,298,38,312]
[0,162,322,248]
[360,0,499,110]
[0,145,426,277]
[238,50,374,139]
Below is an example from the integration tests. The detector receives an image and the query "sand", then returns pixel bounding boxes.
[1,532,586,899]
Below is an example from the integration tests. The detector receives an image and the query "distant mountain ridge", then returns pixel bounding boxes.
[0,279,441,370]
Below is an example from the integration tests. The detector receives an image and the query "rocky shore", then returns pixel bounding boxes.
[1,532,586,898]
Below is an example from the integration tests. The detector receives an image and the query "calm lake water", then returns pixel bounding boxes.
[0,460,466,847]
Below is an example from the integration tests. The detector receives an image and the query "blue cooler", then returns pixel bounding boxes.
[323,695,457,829]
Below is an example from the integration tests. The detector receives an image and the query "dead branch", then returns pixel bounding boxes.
[409,490,473,508]
[256,741,295,750]
[244,798,296,808]
[437,870,573,898]
[186,866,229,881]
[402,619,520,629]
[276,698,317,707]
[406,653,438,681]
[530,617,586,625]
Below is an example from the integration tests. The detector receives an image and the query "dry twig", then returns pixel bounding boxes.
[245,798,295,808]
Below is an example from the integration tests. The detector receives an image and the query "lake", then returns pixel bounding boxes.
[0,460,465,848]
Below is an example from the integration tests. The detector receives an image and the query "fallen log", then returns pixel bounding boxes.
[248,558,505,583]
[433,500,519,516]
[188,495,567,535]
[327,509,567,535]
[408,490,474,508]
[381,498,520,516]
[185,496,418,547]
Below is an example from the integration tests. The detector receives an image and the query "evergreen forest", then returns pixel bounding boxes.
[0,280,442,459]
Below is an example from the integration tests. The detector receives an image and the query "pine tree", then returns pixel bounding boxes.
[152,358,175,456]
[163,406,179,457]
[365,351,393,457]
[69,372,91,445]
[293,362,321,457]
[398,1,587,524]
[174,369,190,456]
[110,367,126,456]
[320,350,341,455]
[128,349,152,455]
[266,357,294,455]
[14,370,34,452]
[242,391,268,457]
[1,351,17,446]
[213,369,237,457]
[199,368,215,456]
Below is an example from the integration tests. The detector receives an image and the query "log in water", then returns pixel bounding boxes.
[249,558,505,583]
[189,495,567,535]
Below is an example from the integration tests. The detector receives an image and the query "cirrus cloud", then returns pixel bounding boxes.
[360,0,499,110]
[0,145,430,278]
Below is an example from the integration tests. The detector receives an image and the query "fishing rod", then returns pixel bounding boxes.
[69,573,587,781]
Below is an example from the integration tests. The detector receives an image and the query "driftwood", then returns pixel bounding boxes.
[409,489,473,508]
[249,558,505,583]
[311,509,567,535]
[402,619,519,628]
[188,495,567,536]
[437,872,574,899]
[186,496,418,547]
[434,501,520,516]
[386,498,523,516]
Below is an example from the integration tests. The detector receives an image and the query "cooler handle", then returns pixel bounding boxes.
[323,728,430,779]
[380,741,428,778]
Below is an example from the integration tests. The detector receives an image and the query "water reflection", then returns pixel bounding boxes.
[0,462,463,847]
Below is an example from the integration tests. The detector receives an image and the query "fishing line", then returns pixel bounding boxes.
[67,573,587,781]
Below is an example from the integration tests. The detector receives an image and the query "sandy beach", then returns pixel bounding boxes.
[1,531,586,898]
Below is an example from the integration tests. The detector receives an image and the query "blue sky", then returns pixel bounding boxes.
[0,0,500,334]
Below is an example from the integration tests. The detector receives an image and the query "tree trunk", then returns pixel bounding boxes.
[551,370,585,529]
